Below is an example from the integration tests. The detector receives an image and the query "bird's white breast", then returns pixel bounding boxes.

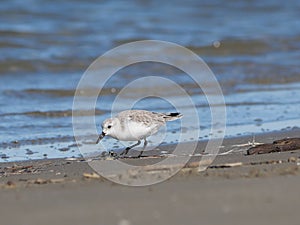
[114,120,160,141]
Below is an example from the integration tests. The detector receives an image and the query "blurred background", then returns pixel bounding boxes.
[1,0,300,161]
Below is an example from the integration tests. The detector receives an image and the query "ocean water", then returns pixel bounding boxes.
[1,0,300,162]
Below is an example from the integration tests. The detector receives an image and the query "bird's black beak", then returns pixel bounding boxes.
[96,131,106,144]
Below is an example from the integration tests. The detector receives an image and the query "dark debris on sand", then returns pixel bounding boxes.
[247,138,300,155]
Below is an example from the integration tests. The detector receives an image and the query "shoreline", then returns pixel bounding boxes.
[0,128,300,225]
[1,127,300,186]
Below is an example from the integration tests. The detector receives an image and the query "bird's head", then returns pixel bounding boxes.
[96,118,118,144]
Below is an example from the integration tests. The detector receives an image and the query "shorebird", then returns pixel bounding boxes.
[96,110,182,157]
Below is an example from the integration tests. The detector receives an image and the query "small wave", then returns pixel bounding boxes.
[4,88,119,98]
[0,109,105,117]
[234,83,300,93]
[0,57,90,74]
[24,89,75,97]
[3,89,75,97]
[0,135,75,149]
[186,39,271,56]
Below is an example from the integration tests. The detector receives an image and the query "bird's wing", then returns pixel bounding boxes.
[121,110,165,126]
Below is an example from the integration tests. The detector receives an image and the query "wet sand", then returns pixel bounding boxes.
[1,128,300,225]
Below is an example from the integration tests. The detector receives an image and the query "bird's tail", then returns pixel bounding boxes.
[163,112,183,121]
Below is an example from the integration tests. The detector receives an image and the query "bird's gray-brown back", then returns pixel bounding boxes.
[117,110,182,128]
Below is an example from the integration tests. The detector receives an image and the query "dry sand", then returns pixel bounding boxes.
[1,128,300,225]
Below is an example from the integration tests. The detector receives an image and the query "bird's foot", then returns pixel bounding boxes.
[119,147,130,156]
[108,150,118,159]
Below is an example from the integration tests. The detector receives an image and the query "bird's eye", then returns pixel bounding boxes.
[107,125,112,129]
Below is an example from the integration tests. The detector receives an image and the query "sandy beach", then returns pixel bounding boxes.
[1,128,300,225]
[2,1,300,225]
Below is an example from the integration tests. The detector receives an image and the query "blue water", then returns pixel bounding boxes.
[1,0,300,161]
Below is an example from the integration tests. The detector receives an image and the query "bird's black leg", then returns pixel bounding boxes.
[138,138,148,158]
[120,140,141,156]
